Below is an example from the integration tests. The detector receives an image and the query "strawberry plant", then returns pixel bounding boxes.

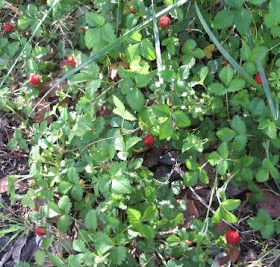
[1,0,280,266]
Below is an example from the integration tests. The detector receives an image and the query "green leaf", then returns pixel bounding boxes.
[226,79,245,93]
[172,111,191,128]
[84,28,102,50]
[258,119,277,139]
[141,205,157,222]
[94,233,114,254]
[256,169,269,182]
[221,199,241,211]
[135,223,155,239]
[221,207,239,223]
[126,88,145,112]
[73,240,86,253]
[110,246,127,266]
[208,152,222,165]
[101,23,117,43]
[127,208,141,225]
[184,172,198,186]
[218,142,229,158]
[111,176,132,194]
[159,117,174,140]
[246,0,265,5]
[85,12,105,27]
[140,39,156,61]
[213,9,235,29]
[126,43,141,62]
[217,128,236,142]
[126,136,142,150]
[152,104,171,117]
[249,46,268,63]
[225,0,244,8]
[113,95,136,121]
[71,185,83,201]
[231,115,246,134]
[248,209,275,239]
[84,209,97,231]
[58,195,72,214]
[34,251,46,266]
[67,167,79,184]
[208,82,226,96]
[232,134,247,152]
[234,8,251,35]
[219,66,234,87]
[57,214,71,234]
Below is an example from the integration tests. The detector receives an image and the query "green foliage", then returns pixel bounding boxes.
[2,0,280,265]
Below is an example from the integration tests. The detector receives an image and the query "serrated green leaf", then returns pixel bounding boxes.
[85,209,97,231]
[34,251,46,266]
[110,246,127,266]
[94,233,114,254]
[256,169,269,182]
[234,8,251,35]
[111,176,132,194]
[219,66,234,87]
[71,185,83,201]
[217,127,236,142]
[172,111,191,128]
[126,88,145,112]
[58,195,72,213]
[85,12,105,27]
[213,9,235,29]
[231,115,246,134]
[141,205,157,222]
[152,104,171,117]
[127,208,141,225]
[57,214,71,234]
[140,39,156,60]
[221,199,241,211]
[159,117,174,140]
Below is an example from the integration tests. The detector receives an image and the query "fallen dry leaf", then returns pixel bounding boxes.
[39,78,67,98]
[0,177,29,194]
[226,245,241,264]
[257,191,280,219]
[33,99,52,123]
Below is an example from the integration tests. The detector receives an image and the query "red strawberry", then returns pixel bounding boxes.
[254,73,262,84]
[159,16,171,29]
[35,226,46,236]
[143,135,154,147]
[66,56,76,67]
[29,74,41,86]
[226,230,240,245]
[130,8,136,14]
[3,23,13,33]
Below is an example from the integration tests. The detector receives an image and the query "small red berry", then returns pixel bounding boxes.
[226,230,240,245]
[254,73,262,84]
[130,8,136,14]
[3,23,13,33]
[159,16,171,29]
[35,226,46,236]
[66,56,76,67]
[143,135,154,147]
[29,74,41,86]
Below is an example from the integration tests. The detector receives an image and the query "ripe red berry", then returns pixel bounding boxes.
[130,8,136,14]
[226,230,240,245]
[35,226,46,236]
[66,56,76,67]
[159,16,171,29]
[143,135,154,147]
[29,74,41,86]
[3,23,13,33]
[254,73,262,84]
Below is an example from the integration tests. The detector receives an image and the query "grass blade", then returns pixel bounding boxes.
[33,0,189,112]
[151,0,164,84]
[256,61,278,120]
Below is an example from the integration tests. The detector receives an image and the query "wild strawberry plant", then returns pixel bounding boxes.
[1,0,280,266]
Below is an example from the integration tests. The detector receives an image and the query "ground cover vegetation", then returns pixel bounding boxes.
[0,0,279,266]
